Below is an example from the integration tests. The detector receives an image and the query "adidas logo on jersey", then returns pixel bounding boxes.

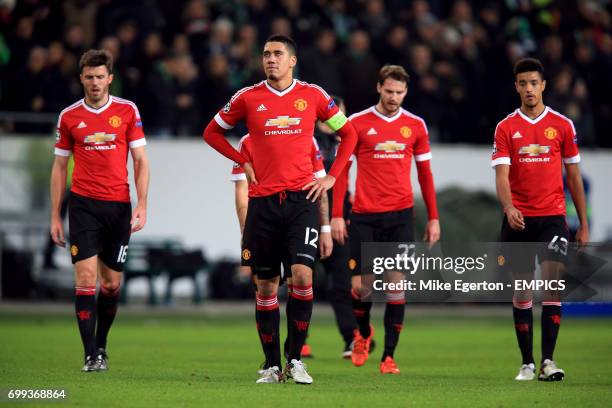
[512,131,522,139]
[77,121,87,129]
[367,128,378,135]
[257,104,267,112]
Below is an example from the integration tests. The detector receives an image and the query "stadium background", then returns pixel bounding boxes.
[0,1,611,406]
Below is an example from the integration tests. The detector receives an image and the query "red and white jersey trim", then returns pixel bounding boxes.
[491,157,511,167]
[415,152,432,162]
[214,113,234,130]
[129,138,147,148]
[54,147,72,157]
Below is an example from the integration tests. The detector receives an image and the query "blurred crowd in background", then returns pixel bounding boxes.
[0,0,610,145]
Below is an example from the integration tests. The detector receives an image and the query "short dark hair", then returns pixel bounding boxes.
[265,34,297,55]
[378,64,409,85]
[79,49,113,74]
[513,57,544,79]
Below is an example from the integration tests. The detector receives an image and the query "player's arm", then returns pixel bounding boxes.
[203,97,257,183]
[318,191,333,258]
[414,125,440,244]
[50,116,73,247]
[203,121,250,169]
[495,165,524,230]
[492,124,524,230]
[310,138,332,257]
[562,121,588,245]
[50,155,69,247]
[328,120,358,178]
[564,165,589,245]
[304,97,357,201]
[331,161,350,245]
[130,146,150,232]
[416,160,440,244]
[318,187,330,226]
[234,179,253,282]
[235,180,249,235]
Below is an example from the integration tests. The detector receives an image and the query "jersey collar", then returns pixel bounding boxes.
[264,79,297,97]
[82,95,113,114]
[370,106,402,123]
[516,106,549,125]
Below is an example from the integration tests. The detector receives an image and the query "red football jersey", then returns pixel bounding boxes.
[347,106,432,214]
[231,134,326,196]
[54,96,146,202]
[491,106,580,216]
[215,80,341,197]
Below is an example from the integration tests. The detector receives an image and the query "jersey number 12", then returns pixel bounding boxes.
[304,227,319,248]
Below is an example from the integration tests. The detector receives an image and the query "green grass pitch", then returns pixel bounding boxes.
[0,306,611,407]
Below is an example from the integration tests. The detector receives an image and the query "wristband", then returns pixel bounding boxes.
[321,225,331,233]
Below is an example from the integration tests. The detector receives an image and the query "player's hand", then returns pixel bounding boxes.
[237,265,252,283]
[243,162,258,185]
[131,204,147,233]
[320,228,333,259]
[423,219,440,248]
[331,217,348,245]
[575,225,589,249]
[50,215,66,247]
[303,175,335,202]
[505,205,525,230]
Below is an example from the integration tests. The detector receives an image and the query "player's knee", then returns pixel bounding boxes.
[512,295,533,309]
[75,266,97,286]
[541,291,561,303]
[290,265,312,285]
[351,275,374,296]
[100,280,121,296]
[513,289,533,302]
[256,279,278,296]
[351,285,372,299]
[351,281,363,296]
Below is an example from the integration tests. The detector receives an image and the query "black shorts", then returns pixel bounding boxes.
[348,207,415,276]
[241,245,292,282]
[242,191,319,280]
[500,215,569,270]
[68,192,132,272]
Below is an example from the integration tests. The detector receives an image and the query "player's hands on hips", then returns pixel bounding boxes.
[331,217,348,245]
[50,215,66,247]
[243,162,258,185]
[131,204,147,233]
[505,205,525,230]
[320,227,333,259]
[423,219,440,247]
[303,175,335,202]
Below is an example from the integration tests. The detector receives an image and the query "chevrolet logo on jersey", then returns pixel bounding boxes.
[375,141,406,153]
[84,132,117,144]
[519,144,550,156]
[265,116,301,128]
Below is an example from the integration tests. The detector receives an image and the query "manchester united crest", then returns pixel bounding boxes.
[71,245,79,256]
[544,127,557,140]
[242,249,251,261]
[348,258,357,270]
[294,99,308,111]
[400,126,412,138]
[109,115,122,128]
